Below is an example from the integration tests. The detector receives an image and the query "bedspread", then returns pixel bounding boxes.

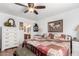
[26,39,70,56]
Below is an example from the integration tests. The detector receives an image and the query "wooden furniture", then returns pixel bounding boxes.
[72,39,79,56]
[0,27,19,51]
[22,34,31,48]
[24,34,31,39]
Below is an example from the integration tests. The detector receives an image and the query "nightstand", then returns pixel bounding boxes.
[72,39,79,56]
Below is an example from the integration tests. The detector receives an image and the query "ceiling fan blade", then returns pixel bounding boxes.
[28,3,34,8]
[15,3,27,7]
[34,10,38,15]
[24,10,28,13]
[35,6,46,9]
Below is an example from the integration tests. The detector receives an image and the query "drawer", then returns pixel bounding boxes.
[72,46,79,52]
[72,48,79,55]
[5,44,10,47]
[72,43,79,47]
[4,42,17,47]
[9,37,17,41]
[13,39,18,42]
[3,30,17,34]
[13,43,18,46]
[72,41,79,43]
[3,43,11,49]
[4,44,14,49]
[9,34,17,37]
[72,51,79,56]
[5,37,9,39]
[3,36,10,40]
[4,33,16,36]
[3,32,9,36]
[5,33,10,35]
[3,42,18,50]
[4,40,9,43]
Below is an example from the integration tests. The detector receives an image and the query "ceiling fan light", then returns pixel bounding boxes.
[29,8,34,12]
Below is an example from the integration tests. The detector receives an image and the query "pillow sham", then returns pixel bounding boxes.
[54,34,61,39]
[47,33,54,39]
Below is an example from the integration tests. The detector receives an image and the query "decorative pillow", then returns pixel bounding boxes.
[58,34,66,40]
[65,35,72,41]
[60,34,66,39]
[47,33,54,39]
[58,37,65,40]
[41,34,47,39]
[54,34,61,39]
[33,35,42,39]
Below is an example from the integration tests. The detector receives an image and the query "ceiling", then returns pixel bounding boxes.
[0,3,79,20]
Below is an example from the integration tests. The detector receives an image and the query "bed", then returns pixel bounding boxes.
[23,35,72,56]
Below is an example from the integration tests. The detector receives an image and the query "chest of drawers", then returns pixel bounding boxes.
[72,40,79,56]
[0,27,19,51]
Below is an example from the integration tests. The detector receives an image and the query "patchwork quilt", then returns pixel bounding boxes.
[26,39,70,56]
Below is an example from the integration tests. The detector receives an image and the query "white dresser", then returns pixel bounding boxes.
[0,27,19,51]
[72,40,79,56]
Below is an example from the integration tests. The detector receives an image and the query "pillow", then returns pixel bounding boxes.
[41,34,47,39]
[60,34,66,39]
[58,34,66,40]
[54,34,61,39]
[58,37,65,40]
[32,35,42,40]
[65,35,72,41]
[53,34,67,41]
[47,33,54,39]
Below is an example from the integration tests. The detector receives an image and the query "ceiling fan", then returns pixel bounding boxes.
[15,3,46,15]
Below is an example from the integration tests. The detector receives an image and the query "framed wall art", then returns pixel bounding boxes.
[4,18,16,27]
[33,23,39,32]
[48,20,63,32]
[24,26,26,32]
[19,22,23,30]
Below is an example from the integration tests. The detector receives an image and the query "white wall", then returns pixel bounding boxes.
[0,13,36,44]
[1,7,79,42]
[37,8,79,38]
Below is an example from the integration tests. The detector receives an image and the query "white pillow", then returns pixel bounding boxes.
[54,34,61,39]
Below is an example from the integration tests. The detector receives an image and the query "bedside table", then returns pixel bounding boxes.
[72,39,79,56]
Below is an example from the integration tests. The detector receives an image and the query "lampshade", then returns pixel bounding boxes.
[75,25,79,31]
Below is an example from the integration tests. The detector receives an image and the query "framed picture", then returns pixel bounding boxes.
[24,24,31,33]
[48,20,63,32]
[24,26,26,32]
[19,22,23,30]
[27,27,31,33]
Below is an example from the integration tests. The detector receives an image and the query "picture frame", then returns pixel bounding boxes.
[4,18,16,27]
[19,22,23,30]
[48,20,63,32]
